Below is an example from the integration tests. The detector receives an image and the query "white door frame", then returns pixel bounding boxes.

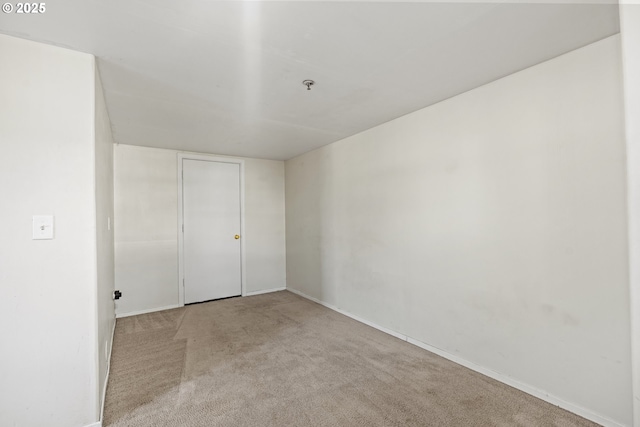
[177,153,247,306]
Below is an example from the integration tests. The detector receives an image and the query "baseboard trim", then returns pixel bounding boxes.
[244,287,286,297]
[83,422,101,427]
[116,304,182,318]
[405,338,624,427]
[115,290,288,317]
[286,287,625,427]
[99,319,116,423]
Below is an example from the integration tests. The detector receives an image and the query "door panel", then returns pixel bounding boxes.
[182,159,241,304]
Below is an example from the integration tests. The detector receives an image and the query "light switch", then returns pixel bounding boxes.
[33,215,54,240]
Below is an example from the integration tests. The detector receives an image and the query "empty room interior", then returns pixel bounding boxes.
[2,1,640,426]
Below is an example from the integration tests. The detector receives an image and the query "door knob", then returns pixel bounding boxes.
[235,235,240,239]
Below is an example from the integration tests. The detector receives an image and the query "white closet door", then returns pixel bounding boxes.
[182,159,241,304]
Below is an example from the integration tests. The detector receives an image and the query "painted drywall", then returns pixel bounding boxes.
[285,35,632,426]
[94,67,115,419]
[244,158,287,292]
[0,34,99,427]
[114,145,286,316]
[620,4,640,426]
[0,2,621,160]
[114,144,179,315]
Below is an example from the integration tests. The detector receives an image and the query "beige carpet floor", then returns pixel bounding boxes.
[103,291,598,427]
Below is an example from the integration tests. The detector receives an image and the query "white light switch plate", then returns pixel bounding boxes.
[33,215,54,240]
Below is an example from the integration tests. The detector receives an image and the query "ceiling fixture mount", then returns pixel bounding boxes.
[302,80,315,91]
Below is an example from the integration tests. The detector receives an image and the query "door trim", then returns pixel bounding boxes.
[177,153,246,306]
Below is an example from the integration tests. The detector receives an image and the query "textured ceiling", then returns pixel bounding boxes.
[0,1,620,160]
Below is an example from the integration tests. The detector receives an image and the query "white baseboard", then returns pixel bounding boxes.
[244,287,286,297]
[116,290,287,318]
[99,319,116,423]
[286,287,625,427]
[116,303,182,318]
[287,288,406,341]
[83,421,101,427]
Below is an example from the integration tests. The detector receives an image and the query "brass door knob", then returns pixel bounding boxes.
[235,235,240,239]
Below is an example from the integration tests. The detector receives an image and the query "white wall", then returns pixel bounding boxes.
[114,145,179,315]
[285,35,632,426]
[620,4,640,426]
[244,158,287,293]
[0,34,100,427]
[94,67,115,419]
[114,144,286,316]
